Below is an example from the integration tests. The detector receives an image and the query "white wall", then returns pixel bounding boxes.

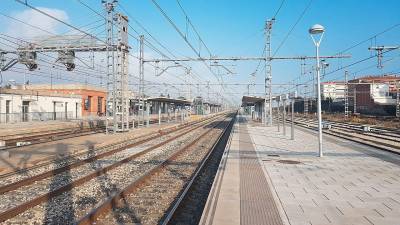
[371,83,396,105]
[0,93,82,122]
[321,83,346,100]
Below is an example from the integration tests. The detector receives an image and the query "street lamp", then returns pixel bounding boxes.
[309,24,325,157]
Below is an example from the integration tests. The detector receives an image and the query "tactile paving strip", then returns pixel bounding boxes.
[239,124,284,225]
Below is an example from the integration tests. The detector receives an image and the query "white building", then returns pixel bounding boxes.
[321,82,346,101]
[0,88,82,123]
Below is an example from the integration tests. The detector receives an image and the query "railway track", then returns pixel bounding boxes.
[0,112,234,224]
[0,117,180,150]
[288,117,400,153]
[0,115,213,180]
[77,113,236,225]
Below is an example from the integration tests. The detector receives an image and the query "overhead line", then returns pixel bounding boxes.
[273,0,313,57]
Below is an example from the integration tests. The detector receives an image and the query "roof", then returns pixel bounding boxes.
[146,96,191,105]
[321,81,345,85]
[242,95,265,106]
[0,88,81,98]
[203,102,221,107]
[350,75,400,83]
[25,84,106,92]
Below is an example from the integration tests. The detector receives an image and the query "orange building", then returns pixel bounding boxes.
[26,84,107,117]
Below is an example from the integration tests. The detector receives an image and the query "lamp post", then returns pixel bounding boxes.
[309,24,325,157]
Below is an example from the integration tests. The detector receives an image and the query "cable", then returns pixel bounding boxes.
[175,0,212,56]
[273,0,313,57]
[273,0,286,19]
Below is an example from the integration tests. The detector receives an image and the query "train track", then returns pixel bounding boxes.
[0,117,181,150]
[0,112,234,224]
[289,117,400,153]
[0,115,211,180]
[76,113,236,225]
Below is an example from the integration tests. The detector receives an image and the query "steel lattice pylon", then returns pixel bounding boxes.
[104,1,130,133]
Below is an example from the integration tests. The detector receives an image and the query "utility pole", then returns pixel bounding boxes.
[104,0,130,133]
[283,96,286,135]
[291,97,295,140]
[368,46,399,68]
[104,0,116,134]
[265,19,274,126]
[185,67,192,101]
[139,35,145,127]
[353,88,357,114]
[304,85,308,116]
[396,81,399,118]
[344,71,349,119]
[277,98,280,132]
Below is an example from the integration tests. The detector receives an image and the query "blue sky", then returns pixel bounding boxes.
[1,0,399,104]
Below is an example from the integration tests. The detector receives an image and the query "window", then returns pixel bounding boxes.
[5,100,10,114]
[84,96,92,110]
[97,97,103,113]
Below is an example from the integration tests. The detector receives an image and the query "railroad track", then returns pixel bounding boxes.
[77,113,236,225]
[0,115,213,180]
[0,112,234,224]
[288,117,400,153]
[0,117,180,150]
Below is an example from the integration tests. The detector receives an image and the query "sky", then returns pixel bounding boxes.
[0,0,399,105]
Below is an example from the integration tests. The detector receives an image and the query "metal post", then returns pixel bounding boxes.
[353,88,357,114]
[104,1,115,134]
[139,35,145,127]
[277,100,280,132]
[181,108,184,123]
[146,102,150,127]
[158,103,161,125]
[174,108,177,122]
[283,98,286,135]
[265,19,274,126]
[315,43,323,157]
[344,71,349,119]
[396,81,400,118]
[291,99,294,140]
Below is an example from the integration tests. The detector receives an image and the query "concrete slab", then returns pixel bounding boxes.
[201,114,400,225]
[249,117,400,225]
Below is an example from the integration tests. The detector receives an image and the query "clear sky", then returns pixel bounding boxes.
[1,0,399,105]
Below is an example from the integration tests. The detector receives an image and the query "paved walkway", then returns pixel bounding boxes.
[201,115,400,225]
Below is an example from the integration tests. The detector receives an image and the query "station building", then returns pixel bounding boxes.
[348,75,400,115]
[25,84,107,117]
[0,87,82,123]
[321,81,346,101]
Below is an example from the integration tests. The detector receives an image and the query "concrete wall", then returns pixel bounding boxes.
[0,93,82,123]
[25,84,107,116]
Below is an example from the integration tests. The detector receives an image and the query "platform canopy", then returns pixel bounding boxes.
[241,95,265,106]
[146,96,191,105]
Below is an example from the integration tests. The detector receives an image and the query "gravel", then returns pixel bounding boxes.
[1,115,226,225]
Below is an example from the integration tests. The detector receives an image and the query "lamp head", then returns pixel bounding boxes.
[309,24,325,35]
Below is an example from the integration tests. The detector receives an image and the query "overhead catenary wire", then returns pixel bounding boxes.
[272,0,313,57]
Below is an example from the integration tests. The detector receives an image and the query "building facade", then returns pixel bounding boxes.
[0,88,82,123]
[349,75,400,115]
[26,84,107,117]
[321,82,346,101]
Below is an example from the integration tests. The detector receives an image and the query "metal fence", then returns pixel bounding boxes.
[0,111,76,124]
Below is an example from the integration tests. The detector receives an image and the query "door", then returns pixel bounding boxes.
[5,100,10,123]
[53,101,56,120]
[97,97,103,115]
[65,102,68,120]
[22,101,29,122]
[75,102,78,119]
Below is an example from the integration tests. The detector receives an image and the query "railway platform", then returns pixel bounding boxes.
[200,115,400,225]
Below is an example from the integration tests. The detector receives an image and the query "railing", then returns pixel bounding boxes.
[0,111,76,124]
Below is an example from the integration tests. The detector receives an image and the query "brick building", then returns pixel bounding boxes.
[26,84,107,117]
[349,75,400,115]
